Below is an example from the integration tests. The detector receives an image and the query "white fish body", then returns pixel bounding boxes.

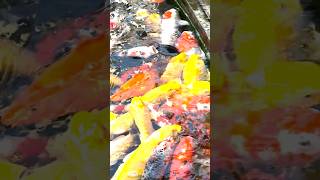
[160,9,179,45]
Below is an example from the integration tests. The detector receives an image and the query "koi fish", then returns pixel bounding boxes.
[136,9,150,19]
[111,70,158,102]
[169,136,195,180]
[126,46,158,59]
[110,112,134,136]
[141,80,181,103]
[182,80,210,96]
[129,97,154,142]
[160,9,180,45]
[175,31,206,59]
[142,137,177,179]
[149,0,165,4]
[43,109,107,179]
[110,112,118,121]
[1,34,108,127]
[35,11,106,66]
[183,54,209,85]
[175,31,199,53]
[110,134,136,166]
[160,52,187,83]
[112,124,182,180]
[146,13,161,31]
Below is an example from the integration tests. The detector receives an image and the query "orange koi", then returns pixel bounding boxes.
[111,70,158,102]
[1,34,108,127]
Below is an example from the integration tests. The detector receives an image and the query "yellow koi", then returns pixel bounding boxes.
[141,80,181,103]
[110,134,136,166]
[183,80,210,95]
[0,160,24,179]
[110,112,118,121]
[183,54,209,85]
[129,97,154,142]
[160,52,187,83]
[112,125,182,180]
[110,112,134,135]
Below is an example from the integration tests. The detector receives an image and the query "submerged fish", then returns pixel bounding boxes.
[160,9,180,46]
[175,31,199,52]
[141,80,181,103]
[111,70,158,102]
[110,134,136,166]
[160,52,187,83]
[129,97,154,142]
[183,54,209,85]
[112,124,182,180]
[110,112,134,136]
[1,34,108,127]
[142,137,177,179]
[119,46,158,59]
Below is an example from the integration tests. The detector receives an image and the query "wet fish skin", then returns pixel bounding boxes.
[142,137,177,180]
[183,54,209,85]
[120,46,158,59]
[110,134,136,166]
[112,125,182,180]
[160,52,187,83]
[141,80,181,104]
[169,136,195,180]
[129,97,154,142]
[160,9,180,46]
[175,31,199,52]
[1,34,108,127]
[110,112,134,136]
[111,70,158,102]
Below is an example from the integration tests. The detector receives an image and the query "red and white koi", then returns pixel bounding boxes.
[118,46,158,59]
[175,31,206,58]
[169,136,195,179]
[160,9,183,45]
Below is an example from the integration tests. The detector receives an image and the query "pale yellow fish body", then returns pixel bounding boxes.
[112,125,182,180]
[160,52,187,83]
[129,97,154,142]
[141,80,181,103]
[110,134,136,166]
[110,112,134,135]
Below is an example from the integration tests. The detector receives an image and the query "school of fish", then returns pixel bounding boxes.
[110,0,210,179]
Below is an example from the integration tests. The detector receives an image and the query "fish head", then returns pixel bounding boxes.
[175,31,199,52]
[162,9,178,20]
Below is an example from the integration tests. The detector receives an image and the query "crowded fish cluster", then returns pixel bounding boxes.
[0,1,108,178]
[110,0,210,179]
